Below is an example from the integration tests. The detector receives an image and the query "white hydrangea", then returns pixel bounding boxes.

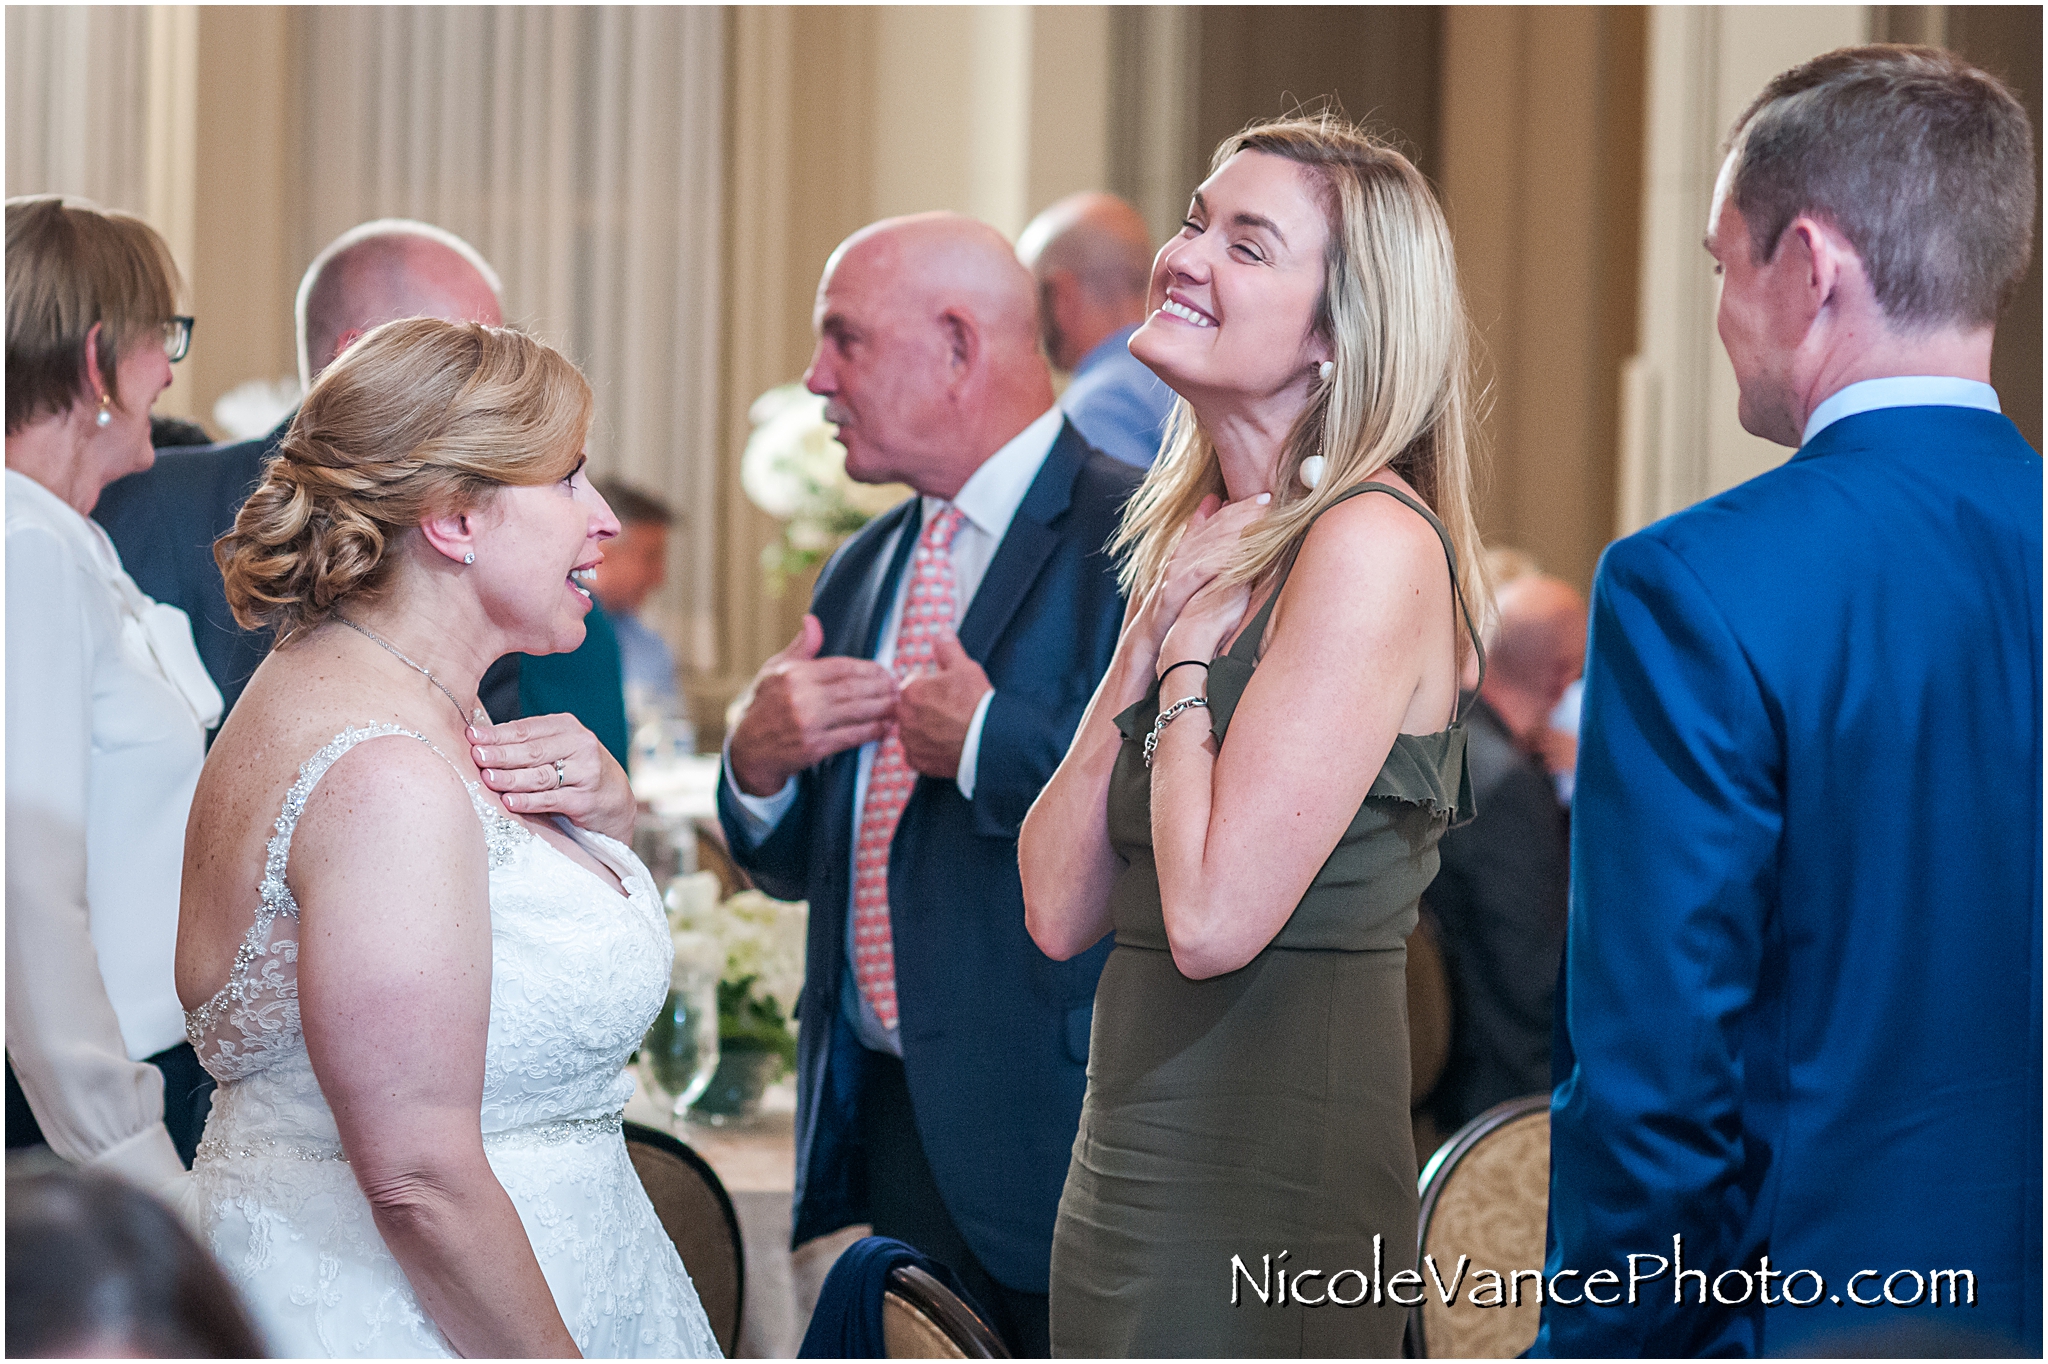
[740,383,906,593]
[667,874,807,1022]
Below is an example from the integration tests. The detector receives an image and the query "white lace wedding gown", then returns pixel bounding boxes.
[186,724,723,1358]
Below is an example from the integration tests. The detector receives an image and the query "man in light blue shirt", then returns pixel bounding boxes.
[589,478,678,718]
[1017,192,1176,468]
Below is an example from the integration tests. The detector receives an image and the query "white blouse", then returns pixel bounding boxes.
[5,469,222,1187]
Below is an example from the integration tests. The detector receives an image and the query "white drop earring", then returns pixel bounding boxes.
[94,394,113,428]
[1298,454,1326,490]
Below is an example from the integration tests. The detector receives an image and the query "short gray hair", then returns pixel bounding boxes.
[1725,44,2035,330]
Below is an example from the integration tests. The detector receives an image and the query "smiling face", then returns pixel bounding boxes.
[1128,150,1333,410]
[471,455,621,655]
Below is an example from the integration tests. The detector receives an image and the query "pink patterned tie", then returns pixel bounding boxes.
[851,506,966,1031]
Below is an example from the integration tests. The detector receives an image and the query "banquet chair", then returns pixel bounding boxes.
[692,817,751,900]
[1408,1094,1550,1359]
[883,1264,1011,1359]
[622,1121,745,1355]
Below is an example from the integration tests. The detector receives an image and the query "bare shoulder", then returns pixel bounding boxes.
[293,731,482,858]
[1283,482,1452,629]
[227,639,487,885]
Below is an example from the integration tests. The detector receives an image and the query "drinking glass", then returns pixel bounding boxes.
[638,930,721,1122]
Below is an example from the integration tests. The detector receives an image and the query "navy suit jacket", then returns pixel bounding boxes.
[718,420,1135,1293]
[97,417,531,726]
[1534,406,2041,1356]
[96,420,285,717]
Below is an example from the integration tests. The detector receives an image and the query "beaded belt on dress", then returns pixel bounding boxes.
[195,1110,624,1164]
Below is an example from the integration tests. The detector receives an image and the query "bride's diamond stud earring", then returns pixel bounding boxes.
[462,551,475,565]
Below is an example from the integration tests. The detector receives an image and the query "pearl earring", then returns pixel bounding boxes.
[94,395,112,428]
[462,551,475,565]
[1318,360,1334,383]
[1299,455,1326,490]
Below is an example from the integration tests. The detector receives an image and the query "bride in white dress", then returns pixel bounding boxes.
[177,317,721,1358]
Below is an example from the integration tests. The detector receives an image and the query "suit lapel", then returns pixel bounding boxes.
[958,421,1086,660]
[829,499,921,660]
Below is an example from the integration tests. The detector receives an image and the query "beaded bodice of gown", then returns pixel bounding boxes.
[185,723,719,1358]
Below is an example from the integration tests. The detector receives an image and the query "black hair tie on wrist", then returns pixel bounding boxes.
[1157,659,1210,690]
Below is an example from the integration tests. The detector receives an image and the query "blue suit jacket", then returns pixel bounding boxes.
[96,421,285,716]
[718,421,1135,1293]
[1534,406,2042,1356]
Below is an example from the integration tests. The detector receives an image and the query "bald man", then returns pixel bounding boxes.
[1424,571,1585,1134]
[720,212,1138,1353]
[1017,192,1175,468]
[96,221,505,716]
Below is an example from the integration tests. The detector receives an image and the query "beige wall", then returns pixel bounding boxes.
[1620,6,1872,533]
[1440,7,1645,591]
[182,7,296,431]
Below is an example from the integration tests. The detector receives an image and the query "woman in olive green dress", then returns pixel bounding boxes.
[1019,115,1491,1358]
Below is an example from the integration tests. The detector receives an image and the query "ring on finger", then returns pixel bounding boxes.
[553,758,567,789]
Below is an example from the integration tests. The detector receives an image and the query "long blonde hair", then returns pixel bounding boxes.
[1112,114,1490,656]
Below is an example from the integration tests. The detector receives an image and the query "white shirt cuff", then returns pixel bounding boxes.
[955,688,996,800]
[90,1121,187,1190]
[720,736,798,840]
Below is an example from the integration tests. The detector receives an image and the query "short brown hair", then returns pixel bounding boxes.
[1726,44,2036,329]
[5,196,182,434]
[593,478,674,528]
[219,317,593,639]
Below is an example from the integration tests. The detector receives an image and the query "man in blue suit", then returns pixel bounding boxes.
[1535,47,2039,1357]
[719,213,1136,1355]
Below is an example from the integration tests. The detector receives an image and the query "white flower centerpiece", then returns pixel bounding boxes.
[663,873,808,1120]
[741,383,906,594]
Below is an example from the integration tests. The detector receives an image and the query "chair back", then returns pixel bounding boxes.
[1410,1095,1550,1359]
[883,1264,1010,1359]
[623,1121,745,1355]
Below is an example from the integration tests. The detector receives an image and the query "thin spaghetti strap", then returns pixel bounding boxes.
[1224,483,1487,724]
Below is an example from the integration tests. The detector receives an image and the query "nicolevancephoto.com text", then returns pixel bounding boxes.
[1229,1236,1979,1312]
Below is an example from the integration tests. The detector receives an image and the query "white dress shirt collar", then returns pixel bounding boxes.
[920,404,1065,543]
[1803,376,2001,446]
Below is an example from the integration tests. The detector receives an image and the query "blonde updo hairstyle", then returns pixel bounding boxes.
[219,316,592,639]
[1113,113,1491,660]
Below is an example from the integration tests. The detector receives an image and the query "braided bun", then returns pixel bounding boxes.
[218,317,592,638]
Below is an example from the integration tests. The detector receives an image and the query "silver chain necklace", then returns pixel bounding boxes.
[332,615,480,728]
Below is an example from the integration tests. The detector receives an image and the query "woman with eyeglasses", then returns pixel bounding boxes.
[4,195,222,1198]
